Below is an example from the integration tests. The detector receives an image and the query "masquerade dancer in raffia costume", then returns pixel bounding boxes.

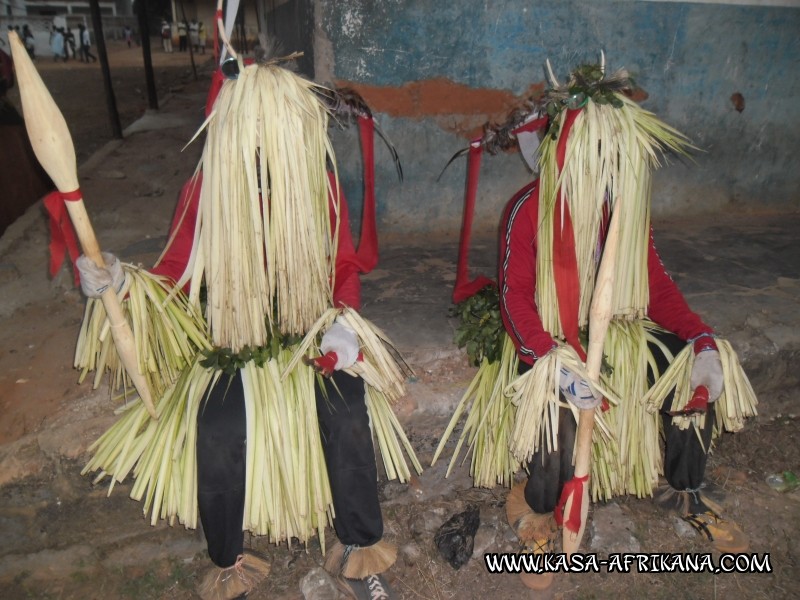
[435,58,756,590]
[74,50,417,600]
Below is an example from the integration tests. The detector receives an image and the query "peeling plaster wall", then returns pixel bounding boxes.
[316,0,800,237]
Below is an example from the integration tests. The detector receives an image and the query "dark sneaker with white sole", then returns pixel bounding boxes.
[342,573,393,600]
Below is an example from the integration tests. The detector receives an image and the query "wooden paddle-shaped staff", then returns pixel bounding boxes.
[8,32,157,419]
[562,194,623,557]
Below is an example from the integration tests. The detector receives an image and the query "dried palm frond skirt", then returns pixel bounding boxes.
[81,307,420,550]
[434,320,757,502]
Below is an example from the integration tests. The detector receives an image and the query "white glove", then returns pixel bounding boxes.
[319,317,360,371]
[76,252,125,298]
[690,349,723,403]
[559,366,601,409]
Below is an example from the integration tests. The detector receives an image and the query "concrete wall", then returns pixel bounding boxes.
[314,0,800,238]
[265,0,315,78]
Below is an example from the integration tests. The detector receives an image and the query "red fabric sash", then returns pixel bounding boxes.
[554,473,589,534]
[552,108,586,361]
[43,189,82,286]
[453,117,548,304]
[213,9,222,64]
[452,141,494,303]
[353,115,378,274]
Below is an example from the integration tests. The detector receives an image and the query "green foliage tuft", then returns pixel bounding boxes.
[450,285,505,366]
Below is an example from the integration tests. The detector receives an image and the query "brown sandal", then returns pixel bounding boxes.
[506,482,558,590]
[683,511,749,553]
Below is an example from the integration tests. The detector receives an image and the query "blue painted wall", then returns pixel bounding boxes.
[318,1,800,236]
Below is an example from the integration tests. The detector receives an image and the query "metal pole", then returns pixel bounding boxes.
[136,0,159,110]
[88,0,122,139]
[178,0,197,81]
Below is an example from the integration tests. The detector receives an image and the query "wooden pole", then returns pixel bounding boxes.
[8,31,157,419]
[562,194,623,557]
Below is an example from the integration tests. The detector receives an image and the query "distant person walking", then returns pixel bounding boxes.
[50,27,64,62]
[124,25,133,48]
[78,24,97,63]
[161,20,173,53]
[189,19,199,53]
[177,20,188,52]
[65,27,77,60]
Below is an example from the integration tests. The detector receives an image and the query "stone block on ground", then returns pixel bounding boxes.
[300,566,340,600]
[588,502,640,554]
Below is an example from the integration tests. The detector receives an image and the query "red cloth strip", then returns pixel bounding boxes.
[213,9,222,64]
[60,189,83,201]
[551,108,586,361]
[206,69,225,117]
[43,191,82,286]
[354,115,378,273]
[510,115,548,137]
[554,473,589,534]
[684,385,709,413]
[453,141,495,303]
[693,336,718,354]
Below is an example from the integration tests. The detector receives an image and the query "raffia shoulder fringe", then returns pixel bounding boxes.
[324,539,397,579]
[506,481,559,545]
[287,307,423,483]
[642,337,758,433]
[74,263,210,398]
[505,343,617,466]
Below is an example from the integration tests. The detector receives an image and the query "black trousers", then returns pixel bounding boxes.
[523,330,714,514]
[316,371,383,547]
[196,369,382,568]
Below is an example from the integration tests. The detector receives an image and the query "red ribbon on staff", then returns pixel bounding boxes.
[43,189,82,286]
[554,473,589,534]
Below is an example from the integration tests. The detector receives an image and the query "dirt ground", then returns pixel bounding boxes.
[0,39,798,600]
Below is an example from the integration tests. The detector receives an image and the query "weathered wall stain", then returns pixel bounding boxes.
[337,77,649,142]
[336,77,544,139]
[731,92,745,113]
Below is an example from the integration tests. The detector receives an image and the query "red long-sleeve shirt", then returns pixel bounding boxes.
[152,170,361,310]
[498,180,712,365]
